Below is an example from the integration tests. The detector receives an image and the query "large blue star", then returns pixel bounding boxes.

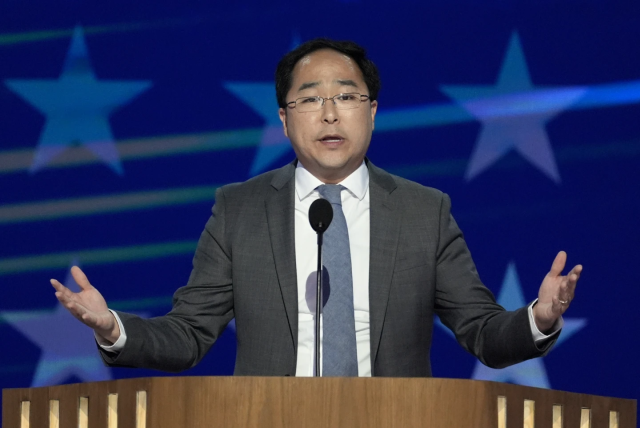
[440,32,587,183]
[224,37,301,176]
[4,26,152,175]
[0,261,112,387]
[221,32,640,180]
[436,262,586,388]
[223,82,289,176]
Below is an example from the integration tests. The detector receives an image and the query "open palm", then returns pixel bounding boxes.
[533,251,582,332]
[50,266,119,343]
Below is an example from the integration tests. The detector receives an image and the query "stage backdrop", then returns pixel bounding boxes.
[1,0,639,421]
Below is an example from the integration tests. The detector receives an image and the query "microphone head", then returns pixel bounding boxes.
[309,198,333,234]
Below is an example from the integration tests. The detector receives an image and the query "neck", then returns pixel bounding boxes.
[299,159,364,184]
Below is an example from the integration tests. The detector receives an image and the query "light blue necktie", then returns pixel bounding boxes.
[317,184,358,376]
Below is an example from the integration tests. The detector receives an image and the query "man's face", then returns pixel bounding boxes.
[279,49,378,183]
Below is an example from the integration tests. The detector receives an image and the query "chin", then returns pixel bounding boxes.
[317,158,350,171]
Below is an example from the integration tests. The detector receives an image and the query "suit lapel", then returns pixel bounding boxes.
[367,161,400,371]
[265,162,299,352]
[263,160,399,369]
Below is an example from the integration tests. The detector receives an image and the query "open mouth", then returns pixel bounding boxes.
[319,134,344,143]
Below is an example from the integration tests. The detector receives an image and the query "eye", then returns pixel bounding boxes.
[299,97,320,104]
[336,93,358,101]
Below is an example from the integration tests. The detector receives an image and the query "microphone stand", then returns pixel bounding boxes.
[308,197,332,377]
[315,230,324,377]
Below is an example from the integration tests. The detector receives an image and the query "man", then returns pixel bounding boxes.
[51,39,581,377]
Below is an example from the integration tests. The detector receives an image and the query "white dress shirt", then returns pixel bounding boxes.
[101,160,562,376]
[294,161,371,376]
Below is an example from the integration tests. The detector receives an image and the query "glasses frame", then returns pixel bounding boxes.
[286,92,371,112]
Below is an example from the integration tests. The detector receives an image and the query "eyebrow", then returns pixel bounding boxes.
[335,79,359,88]
[297,81,320,91]
[296,79,360,92]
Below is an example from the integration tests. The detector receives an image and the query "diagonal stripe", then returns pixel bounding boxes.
[0,296,172,327]
[387,138,640,180]
[0,185,219,225]
[0,81,640,174]
[0,129,261,175]
[2,80,640,175]
[0,240,197,276]
[375,103,473,131]
[0,18,202,46]
[2,139,638,226]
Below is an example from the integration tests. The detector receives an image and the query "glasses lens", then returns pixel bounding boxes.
[334,93,362,110]
[293,94,364,112]
[296,96,322,112]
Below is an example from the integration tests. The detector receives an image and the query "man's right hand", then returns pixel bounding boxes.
[50,266,121,345]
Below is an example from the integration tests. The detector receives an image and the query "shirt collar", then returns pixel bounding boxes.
[295,160,369,201]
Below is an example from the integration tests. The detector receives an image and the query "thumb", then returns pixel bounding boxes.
[70,266,94,291]
[549,251,567,277]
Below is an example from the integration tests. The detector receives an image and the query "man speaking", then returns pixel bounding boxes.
[51,38,582,377]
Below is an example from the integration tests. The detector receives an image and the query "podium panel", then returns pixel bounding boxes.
[3,377,636,428]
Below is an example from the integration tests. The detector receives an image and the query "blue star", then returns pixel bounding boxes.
[436,262,586,388]
[1,261,110,387]
[4,26,152,175]
[222,33,640,180]
[223,36,302,176]
[223,82,289,176]
[440,32,587,183]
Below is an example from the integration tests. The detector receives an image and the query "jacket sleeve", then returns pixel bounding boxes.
[99,186,235,372]
[434,193,555,369]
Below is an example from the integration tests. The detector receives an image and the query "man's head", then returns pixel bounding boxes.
[276,39,381,183]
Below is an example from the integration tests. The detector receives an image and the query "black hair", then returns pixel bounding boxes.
[275,38,381,108]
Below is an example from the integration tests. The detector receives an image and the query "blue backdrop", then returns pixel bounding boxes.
[1,0,639,421]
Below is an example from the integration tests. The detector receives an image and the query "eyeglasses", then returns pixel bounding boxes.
[286,92,370,113]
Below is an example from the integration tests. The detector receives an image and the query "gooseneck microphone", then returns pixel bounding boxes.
[308,198,333,377]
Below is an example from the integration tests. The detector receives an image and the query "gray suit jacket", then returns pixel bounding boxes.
[102,160,554,376]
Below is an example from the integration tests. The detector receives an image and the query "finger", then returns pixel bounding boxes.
[569,264,583,280]
[50,278,68,293]
[568,271,580,287]
[54,290,71,305]
[70,266,94,291]
[51,279,75,302]
[564,266,582,294]
[549,251,567,277]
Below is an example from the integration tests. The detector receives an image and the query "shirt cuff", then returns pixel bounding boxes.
[95,309,127,353]
[528,299,563,343]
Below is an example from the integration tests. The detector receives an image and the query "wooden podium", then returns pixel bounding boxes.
[3,377,636,428]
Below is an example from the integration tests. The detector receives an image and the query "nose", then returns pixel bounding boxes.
[321,99,339,124]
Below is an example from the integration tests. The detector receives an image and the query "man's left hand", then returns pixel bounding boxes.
[533,251,582,333]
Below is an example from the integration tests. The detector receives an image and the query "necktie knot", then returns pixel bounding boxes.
[317,184,344,206]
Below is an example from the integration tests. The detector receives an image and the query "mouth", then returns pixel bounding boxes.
[318,134,345,145]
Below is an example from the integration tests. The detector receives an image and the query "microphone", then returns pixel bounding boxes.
[309,198,333,237]
[308,198,333,376]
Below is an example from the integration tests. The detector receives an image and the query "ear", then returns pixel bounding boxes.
[370,100,378,130]
[279,108,289,138]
